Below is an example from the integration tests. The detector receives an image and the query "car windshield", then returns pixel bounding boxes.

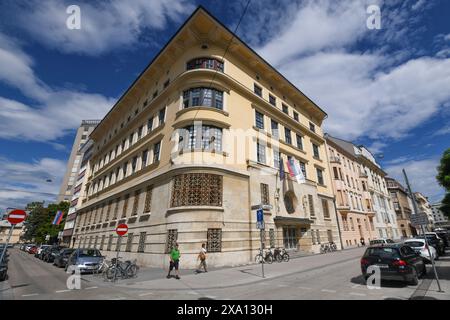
[366,247,400,258]
[417,235,436,241]
[405,241,424,247]
[386,239,394,243]
[370,240,384,244]
[79,249,101,257]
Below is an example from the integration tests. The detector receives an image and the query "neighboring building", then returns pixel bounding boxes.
[325,136,376,248]
[431,203,449,228]
[414,192,434,231]
[0,218,23,244]
[72,7,340,268]
[61,139,94,246]
[325,135,400,241]
[57,120,100,202]
[386,177,416,238]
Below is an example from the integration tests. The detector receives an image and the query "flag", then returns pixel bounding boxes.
[52,210,63,225]
[293,159,306,184]
[286,159,295,178]
[279,159,285,180]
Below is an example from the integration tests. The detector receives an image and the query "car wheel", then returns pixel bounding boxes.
[409,268,419,286]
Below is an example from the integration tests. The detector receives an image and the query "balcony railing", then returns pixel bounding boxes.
[329,156,341,164]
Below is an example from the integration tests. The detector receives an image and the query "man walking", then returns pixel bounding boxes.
[167,242,181,279]
[196,243,207,273]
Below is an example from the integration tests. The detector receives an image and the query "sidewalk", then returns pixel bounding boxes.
[0,279,14,300]
[89,247,365,291]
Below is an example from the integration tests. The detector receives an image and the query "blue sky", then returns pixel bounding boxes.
[0,0,449,213]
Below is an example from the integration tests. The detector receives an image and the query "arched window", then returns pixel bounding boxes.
[186,57,224,71]
[183,87,223,109]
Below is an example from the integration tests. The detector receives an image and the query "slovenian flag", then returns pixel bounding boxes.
[286,159,295,178]
[52,210,63,225]
[293,159,306,184]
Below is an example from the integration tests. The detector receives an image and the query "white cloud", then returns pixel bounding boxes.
[9,0,194,56]
[385,158,445,204]
[0,157,67,212]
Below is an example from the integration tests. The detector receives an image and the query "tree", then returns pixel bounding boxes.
[436,148,450,218]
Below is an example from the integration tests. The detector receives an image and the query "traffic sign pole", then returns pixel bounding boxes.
[113,224,128,282]
[0,224,14,265]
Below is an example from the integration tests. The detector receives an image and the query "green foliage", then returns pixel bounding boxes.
[22,201,69,243]
[437,148,450,218]
[440,193,450,218]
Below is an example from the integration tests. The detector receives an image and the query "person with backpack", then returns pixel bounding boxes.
[196,243,207,273]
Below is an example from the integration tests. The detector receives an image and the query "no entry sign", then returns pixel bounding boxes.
[7,209,27,225]
[116,223,128,236]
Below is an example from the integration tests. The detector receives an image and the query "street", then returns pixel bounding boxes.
[2,247,449,300]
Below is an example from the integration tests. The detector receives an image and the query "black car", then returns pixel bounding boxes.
[42,246,65,263]
[0,246,8,281]
[416,235,445,256]
[53,248,75,268]
[361,243,426,285]
[435,231,450,248]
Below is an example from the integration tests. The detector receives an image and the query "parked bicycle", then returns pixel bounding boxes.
[93,258,112,277]
[255,248,273,264]
[272,247,290,262]
[320,242,338,254]
[103,257,139,281]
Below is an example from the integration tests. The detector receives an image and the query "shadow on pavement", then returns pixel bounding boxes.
[350,274,409,288]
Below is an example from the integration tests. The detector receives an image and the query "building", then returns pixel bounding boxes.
[414,192,434,231]
[325,135,400,241]
[0,215,23,244]
[325,135,376,247]
[72,6,341,268]
[386,177,416,238]
[57,120,100,203]
[61,139,94,246]
[431,203,449,228]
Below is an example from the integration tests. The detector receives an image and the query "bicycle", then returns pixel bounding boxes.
[272,247,289,262]
[320,243,331,254]
[329,242,338,251]
[104,258,139,281]
[94,258,112,277]
[255,249,273,264]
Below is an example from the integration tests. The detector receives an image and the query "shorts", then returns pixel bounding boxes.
[169,260,179,271]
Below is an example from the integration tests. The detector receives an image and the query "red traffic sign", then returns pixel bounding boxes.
[116,223,128,236]
[7,209,27,224]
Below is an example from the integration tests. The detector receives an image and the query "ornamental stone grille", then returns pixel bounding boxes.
[126,233,134,252]
[138,232,146,253]
[107,234,113,251]
[94,235,98,248]
[207,228,222,252]
[261,183,270,205]
[100,235,105,250]
[132,190,140,216]
[269,229,275,248]
[144,186,153,212]
[170,173,222,207]
[122,194,130,218]
[165,229,178,253]
[308,194,315,217]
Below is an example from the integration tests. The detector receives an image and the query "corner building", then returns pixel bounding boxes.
[73,7,340,268]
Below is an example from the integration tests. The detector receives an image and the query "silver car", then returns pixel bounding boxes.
[65,248,103,273]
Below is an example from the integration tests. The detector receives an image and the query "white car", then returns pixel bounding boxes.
[36,245,51,256]
[404,238,437,263]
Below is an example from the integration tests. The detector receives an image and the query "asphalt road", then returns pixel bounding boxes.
[2,247,447,300]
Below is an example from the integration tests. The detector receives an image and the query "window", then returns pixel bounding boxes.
[269,229,275,248]
[207,228,222,252]
[153,141,161,163]
[121,139,126,151]
[186,57,224,71]
[261,183,270,205]
[312,143,320,158]
[165,229,178,253]
[333,167,339,180]
[158,108,165,125]
[293,111,299,121]
[269,94,276,106]
[122,194,130,218]
[122,161,128,178]
[131,156,138,174]
[137,232,147,253]
[147,117,153,132]
[316,168,324,185]
[153,91,158,99]
[143,99,148,108]
[179,125,222,151]
[282,103,288,114]
[284,128,292,144]
[322,199,330,218]
[274,151,280,168]
[126,233,133,252]
[137,126,143,139]
[309,122,316,132]
[171,173,222,207]
[132,190,140,216]
[254,83,262,97]
[255,111,264,129]
[128,134,133,147]
[299,161,307,179]
[296,134,303,150]
[271,120,279,138]
[144,186,153,212]
[183,88,223,109]
[163,79,170,89]
[257,141,266,164]
[308,194,315,217]
[142,149,148,168]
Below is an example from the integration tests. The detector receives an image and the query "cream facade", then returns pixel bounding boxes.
[414,192,434,231]
[386,177,416,238]
[71,7,340,268]
[0,220,23,244]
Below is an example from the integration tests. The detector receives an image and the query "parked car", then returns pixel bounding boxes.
[42,246,64,263]
[369,238,395,245]
[24,244,35,252]
[53,248,75,268]
[65,248,103,273]
[0,250,7,281]
[433,230,450,248]
[404,238,437,263]
[35,245,51,258]
[28,246,38,255]
[416,234,445,256]
[361,243,426,285]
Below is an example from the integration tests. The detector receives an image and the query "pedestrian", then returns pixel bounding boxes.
[196,243,207,273]
[167,242,181,279]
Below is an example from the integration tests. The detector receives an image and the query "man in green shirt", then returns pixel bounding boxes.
[167,242,181,279]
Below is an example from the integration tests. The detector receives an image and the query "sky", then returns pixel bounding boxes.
[0,0,449,213]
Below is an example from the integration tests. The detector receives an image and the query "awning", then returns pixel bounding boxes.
[273,216,314,225]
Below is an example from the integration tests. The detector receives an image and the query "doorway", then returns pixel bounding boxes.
[283,226,298,250]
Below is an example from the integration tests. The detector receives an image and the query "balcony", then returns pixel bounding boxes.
[329,156,341,164]
[359,171,368,178]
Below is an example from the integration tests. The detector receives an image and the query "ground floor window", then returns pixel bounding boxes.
[269,229,275,248]
[207,228,222,252]
[126,233,134,252]
[107,234,113,251]
[100,235,105,250]
[170,173,223,207]
[165,229,178,253]
[138,232,147,253]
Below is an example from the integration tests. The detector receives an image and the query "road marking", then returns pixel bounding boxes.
[349,292,366,296]
[85,286,98,290]
[22,293,39,297]
[258,282,269,285]
[351,284,361,289]
[321,289,336,293]
[298,286,312,290]
[110,297,127,300]
[55,289,71,293]
[277,284,288,287]
[188,291,199,295]
[139,292,153,297]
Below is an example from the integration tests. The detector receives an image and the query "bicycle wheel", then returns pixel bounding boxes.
[127,265,138,278]
[275,253,283,263]
[105,266,118,281]
[265,253,273,264]
[255,254,264,264]
[282,253,289,262]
